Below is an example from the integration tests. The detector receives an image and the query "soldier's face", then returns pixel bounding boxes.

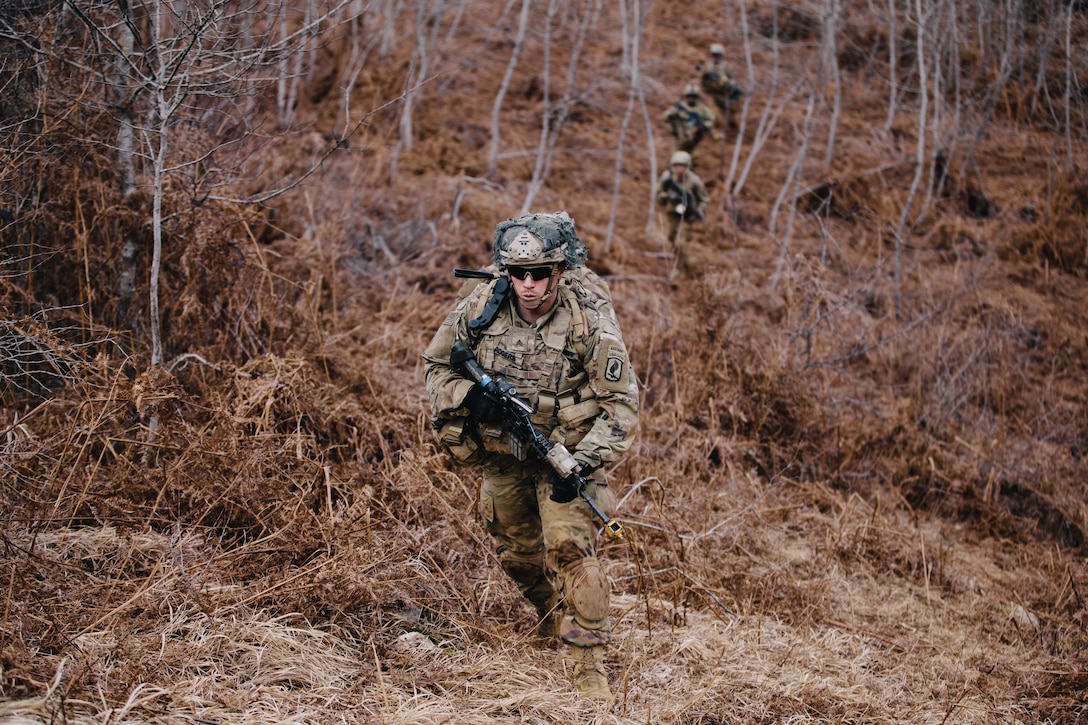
[672,164,687,178]
[685,95,698,106]
[509,264,562,311]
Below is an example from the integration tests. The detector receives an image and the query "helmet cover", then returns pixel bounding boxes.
[670,150,692,167]
[492,211,587,269]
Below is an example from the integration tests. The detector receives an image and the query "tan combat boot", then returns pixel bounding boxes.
[569,643,612,702]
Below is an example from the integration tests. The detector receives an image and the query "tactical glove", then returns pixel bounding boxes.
[550,457,597,504]
[463,386,502,425]
[573,450,600,473]
[550,474,579,504]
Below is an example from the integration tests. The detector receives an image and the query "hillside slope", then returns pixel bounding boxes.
[1,1,1086,723]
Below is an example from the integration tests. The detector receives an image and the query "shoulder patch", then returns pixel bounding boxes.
[596,340,630,392]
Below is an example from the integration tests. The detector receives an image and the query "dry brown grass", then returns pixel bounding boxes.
[3,0,1088,723]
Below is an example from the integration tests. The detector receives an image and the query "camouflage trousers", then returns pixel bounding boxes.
[479,456,614,646]
[665,214,695,278]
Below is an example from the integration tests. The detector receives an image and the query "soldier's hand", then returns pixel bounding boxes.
[574,458,599,478]
[464,386,502,425]
[550,474,579,504]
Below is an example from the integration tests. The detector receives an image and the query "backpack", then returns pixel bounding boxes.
[456,265,615,320]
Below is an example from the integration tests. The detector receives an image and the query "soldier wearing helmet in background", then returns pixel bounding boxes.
[698,43,744,128]
[423,212,639,704]
[662,83,719,159]
[655,150,709,280]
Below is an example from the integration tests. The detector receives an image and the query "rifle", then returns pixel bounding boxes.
[672,102,720,143]
[663,176,703,221]
[453,268,496,280]
[449,340,625,539]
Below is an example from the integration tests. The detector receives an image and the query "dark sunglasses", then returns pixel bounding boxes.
[507,265,555,281]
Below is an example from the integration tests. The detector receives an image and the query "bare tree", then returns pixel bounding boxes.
[770,91,817,289]
[820,0,843,166]
[1061,2,1075,170]
[59,0,353,367]
[111,6,140,325]
[521,0,600,213]
[336,0,382,138]
[605,0,647,252]
[392,0,451,178]
[883,0,899,132]
[917,0,964,225]
[487,0,532,178]
[724,0,754,195]
[732,8,797,198]
[640,80,658,237]
[893,0,931,317]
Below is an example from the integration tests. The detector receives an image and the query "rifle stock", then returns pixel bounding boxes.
[453,268,497,280]
[449,340,624,539]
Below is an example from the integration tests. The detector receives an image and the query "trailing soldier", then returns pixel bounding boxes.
[662,84,720,161]
[697,43,744,128]
[655,151,709,280]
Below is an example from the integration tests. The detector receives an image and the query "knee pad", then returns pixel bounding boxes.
[564,557,610,623]
[559,614,610,646]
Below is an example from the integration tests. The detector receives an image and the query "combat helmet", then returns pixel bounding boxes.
[492,211,587,270]
[670,150,693,167]
[683,83,701,97]
[710,43,725,56]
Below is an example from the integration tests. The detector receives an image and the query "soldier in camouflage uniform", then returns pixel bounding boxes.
[662,83,720,160]
[423,212,639,703]
[698,43,744,128]
[655,150,709,279]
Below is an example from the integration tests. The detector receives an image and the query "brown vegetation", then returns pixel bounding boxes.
[2,1,1087,723]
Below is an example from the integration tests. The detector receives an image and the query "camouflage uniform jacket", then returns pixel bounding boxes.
[662,101,717,150]
[655,168,709,219]
[701,59,734,94]
[423,275,639,472]
[701,60,743,111]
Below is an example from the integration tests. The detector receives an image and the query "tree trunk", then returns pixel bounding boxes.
[487,0,531,178]
[894,0,929,318]
[606,0,644,252]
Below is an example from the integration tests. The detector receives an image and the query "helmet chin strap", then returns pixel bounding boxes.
[516,269,561,311]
